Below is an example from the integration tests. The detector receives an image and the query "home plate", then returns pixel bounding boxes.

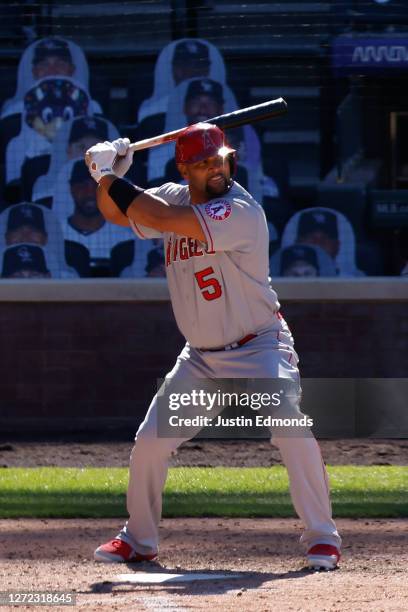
[115,572,242,584]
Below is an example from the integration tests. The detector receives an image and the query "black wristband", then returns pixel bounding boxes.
[108,178,144,216]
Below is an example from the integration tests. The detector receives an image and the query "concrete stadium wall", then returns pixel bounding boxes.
[0,278,406,439]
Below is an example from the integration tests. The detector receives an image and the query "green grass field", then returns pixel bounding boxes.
[0,466,407,518]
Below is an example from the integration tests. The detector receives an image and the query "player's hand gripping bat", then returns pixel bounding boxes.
[127,97,287,153]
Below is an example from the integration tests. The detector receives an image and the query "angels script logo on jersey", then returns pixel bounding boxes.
[205,200,232,221]
[166,236,215,267]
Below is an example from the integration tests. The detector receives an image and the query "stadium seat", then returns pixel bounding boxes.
[196,2,331,51]
[21,154,51,202]
[0,113,22,202]
[317,184,368,235]
[0,113,21,168]
[48,1,172,53]
[137,114,165,140]
[355,240,386,276]
[64,239,90,278]
[110,240,135,277]
[33,195,53,209]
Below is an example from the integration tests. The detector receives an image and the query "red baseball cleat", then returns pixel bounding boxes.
[307,544,340,570]
[94,538,157,563]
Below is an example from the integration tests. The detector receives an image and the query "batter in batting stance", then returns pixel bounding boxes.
[85,123,341,570]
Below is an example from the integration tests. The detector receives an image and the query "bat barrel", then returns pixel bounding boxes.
[207,97,287,130]
[128,97,287,153]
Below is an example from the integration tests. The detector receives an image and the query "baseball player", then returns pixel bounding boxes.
[85,123,341,570]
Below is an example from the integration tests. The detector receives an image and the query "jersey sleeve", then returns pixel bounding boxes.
[128,182,186,240]
[128,218,163,240]
[192,196,260,253]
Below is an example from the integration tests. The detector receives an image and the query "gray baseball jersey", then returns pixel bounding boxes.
[129,181,280,349]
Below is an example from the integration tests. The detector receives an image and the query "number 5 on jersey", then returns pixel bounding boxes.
[194,266,222,301]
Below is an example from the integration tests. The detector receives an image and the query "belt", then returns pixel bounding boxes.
[203,333,257,352]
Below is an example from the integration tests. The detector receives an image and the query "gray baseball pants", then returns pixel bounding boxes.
[118,322,341,556]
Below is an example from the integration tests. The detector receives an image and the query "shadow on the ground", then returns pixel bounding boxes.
[87,564,313,597]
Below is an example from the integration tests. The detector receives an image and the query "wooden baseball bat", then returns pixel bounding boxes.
[128,97,287,153]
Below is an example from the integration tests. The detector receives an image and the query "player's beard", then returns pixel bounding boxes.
[205,173,231,198]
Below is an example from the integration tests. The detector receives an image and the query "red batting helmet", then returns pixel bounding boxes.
[175,122,235,165]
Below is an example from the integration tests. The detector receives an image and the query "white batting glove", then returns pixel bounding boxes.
[85,141,117,183]
[111,137,134,177]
